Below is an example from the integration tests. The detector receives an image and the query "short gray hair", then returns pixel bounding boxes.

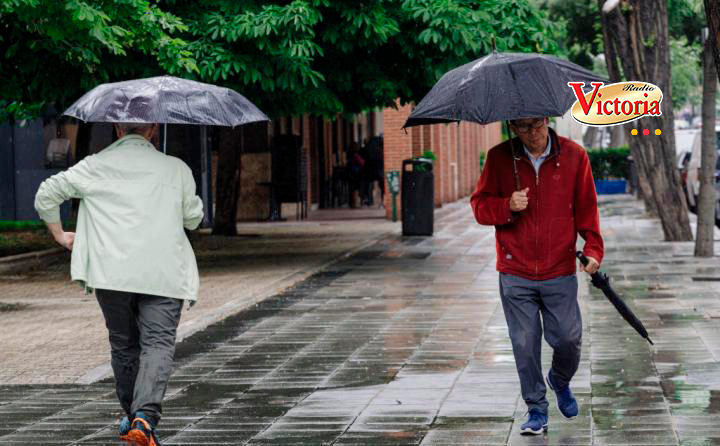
[115,123,155,134]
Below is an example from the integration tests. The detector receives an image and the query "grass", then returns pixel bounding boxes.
[0,221,48,230]
[0,302,29,312]
[0,229,58,257]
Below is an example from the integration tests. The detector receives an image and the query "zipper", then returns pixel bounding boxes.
[535,171,539,278]
[518,138,558,279]
[520,151,558,279]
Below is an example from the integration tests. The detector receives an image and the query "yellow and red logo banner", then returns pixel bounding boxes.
[568,82,662,126]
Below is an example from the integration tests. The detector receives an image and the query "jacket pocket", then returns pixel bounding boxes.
[546,216,575,269]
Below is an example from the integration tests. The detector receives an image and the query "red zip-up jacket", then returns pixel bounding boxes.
[470,128,604,280]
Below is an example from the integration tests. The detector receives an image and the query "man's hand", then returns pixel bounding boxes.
[46,222,75,251]
[580,256,599,274]
[509,187,529,212]
[56,232,75,251]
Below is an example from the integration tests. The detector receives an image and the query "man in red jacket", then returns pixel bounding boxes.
[470,117,603,435]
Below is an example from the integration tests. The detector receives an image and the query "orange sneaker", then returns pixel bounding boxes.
[120,412,159,446]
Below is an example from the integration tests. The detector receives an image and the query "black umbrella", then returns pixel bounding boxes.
[403,51,606,128]
[577,251,654,345]
[64,75,269,152]
[402,50,606,190]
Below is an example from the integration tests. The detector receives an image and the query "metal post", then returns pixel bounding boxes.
[386,171,400,222]
[163,123,167,154]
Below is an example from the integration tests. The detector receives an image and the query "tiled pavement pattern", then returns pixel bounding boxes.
[0,211,396,385]
[1,195,720,445]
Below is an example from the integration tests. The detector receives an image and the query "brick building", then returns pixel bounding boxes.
[226,102,501,222]
[1,102,501,225]
[381,101,501,220]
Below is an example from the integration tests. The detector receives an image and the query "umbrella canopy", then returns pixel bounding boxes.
[577,252,654,345]
[403,52,607,128]
[64,75,269,127]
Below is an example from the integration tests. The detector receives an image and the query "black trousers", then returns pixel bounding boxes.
[95,289,183,426]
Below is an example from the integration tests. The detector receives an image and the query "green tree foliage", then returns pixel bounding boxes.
[549,0,705,110]
[2,0,563,121]
[668,0,705,44]
[547,0,600,70]
[175,0,562,117]
[0,0,196,122]
[671,37,702,110]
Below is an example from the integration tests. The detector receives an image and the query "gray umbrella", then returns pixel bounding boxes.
[403,51,607,128]
[64,75,269,153]
[64,75,268,127]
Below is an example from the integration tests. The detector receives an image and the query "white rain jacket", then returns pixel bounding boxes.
[34,134,204,301]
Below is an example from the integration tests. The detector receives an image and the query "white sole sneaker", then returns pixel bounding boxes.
[520,424,548,435]
[546,374,578,420]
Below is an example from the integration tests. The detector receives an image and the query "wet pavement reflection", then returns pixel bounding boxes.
[1,196,719,444]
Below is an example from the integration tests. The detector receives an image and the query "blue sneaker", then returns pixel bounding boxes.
[520,410,548,435]
[546,371,579,419]
[118,415,131,436]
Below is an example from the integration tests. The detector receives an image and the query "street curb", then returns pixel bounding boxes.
[0,248,68,275]
[75,231,390,385]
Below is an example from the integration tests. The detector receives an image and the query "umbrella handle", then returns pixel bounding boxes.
[576,251,589,266]
[505,121,521,191]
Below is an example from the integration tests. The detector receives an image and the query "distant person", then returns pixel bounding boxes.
[358,143,372,205]
[364,136,385,206]
[347,142,365,207]
[470,117,603,435]
[34,122,203,446]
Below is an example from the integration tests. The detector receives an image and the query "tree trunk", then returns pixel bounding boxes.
[599,6,656,213]
[600,0,692,241]
[694,37,718,257]
[583,126,598,148]
[704,0,720,79]
[610,125,624,148]
[212,127,243,236]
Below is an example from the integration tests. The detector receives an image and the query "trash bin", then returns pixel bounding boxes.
[401,158,434,236]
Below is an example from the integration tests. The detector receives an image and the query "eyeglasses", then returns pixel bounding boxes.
[511,119,545,133]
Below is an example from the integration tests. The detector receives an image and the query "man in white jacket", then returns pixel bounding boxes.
[35,122,203,446]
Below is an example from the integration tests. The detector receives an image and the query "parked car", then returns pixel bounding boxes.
[675,118,690,130]
[677,149,692,204]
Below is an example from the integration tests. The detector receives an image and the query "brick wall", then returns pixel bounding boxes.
[382,101,414,220]
[382,101,502,220]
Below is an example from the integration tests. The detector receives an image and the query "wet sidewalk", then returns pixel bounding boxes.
[2,196,720,445]
[0,209,397,385]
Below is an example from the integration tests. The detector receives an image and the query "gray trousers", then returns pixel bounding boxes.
[96,289,183,426]
[498,273,581,414]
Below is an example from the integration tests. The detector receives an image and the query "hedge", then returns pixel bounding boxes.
[587,147,630,180]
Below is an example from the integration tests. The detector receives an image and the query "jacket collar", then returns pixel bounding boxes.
[110,134,156,151]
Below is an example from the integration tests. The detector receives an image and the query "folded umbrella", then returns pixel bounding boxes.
[577,251,654,345]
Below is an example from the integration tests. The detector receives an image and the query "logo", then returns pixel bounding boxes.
[568,82,662,126]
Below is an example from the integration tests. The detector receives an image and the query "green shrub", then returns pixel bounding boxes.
[587,147,630,180]
[413,150,436,172]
